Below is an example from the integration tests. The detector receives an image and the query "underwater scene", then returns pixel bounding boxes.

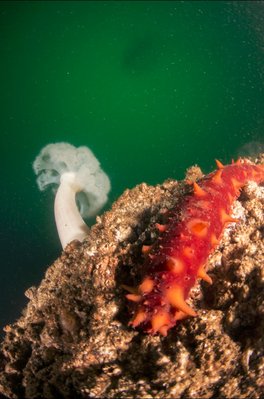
[1,0,264,343]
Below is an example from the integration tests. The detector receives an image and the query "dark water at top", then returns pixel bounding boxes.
[1,1,264,335]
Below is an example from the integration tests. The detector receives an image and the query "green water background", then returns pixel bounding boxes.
[1,1,264,334]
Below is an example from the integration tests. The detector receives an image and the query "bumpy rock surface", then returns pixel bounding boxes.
[0,156,263,399]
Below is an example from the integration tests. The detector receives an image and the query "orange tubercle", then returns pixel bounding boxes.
[187,219,209,237]
[166,256,185,274]
[151,310,170,334]
[215,159,224,169]
[210,233,219,247]
[131,309,147,327]
[139,277,154,294]
[156,223,167,232]
[142,244,152,254]
[174,310,189,321]
[158,325,170,336]
[165,285,197,317]
[193,182,207,197]
[220,208,239,225]
[183,246,195,258]
[231,177,242,191]
[212,169,223,184]
[197,266,213,284]
[126,294,142,302]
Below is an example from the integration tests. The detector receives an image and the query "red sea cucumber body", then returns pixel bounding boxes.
[126,159,264,336]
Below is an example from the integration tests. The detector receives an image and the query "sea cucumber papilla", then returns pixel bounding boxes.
[125,159,264,336]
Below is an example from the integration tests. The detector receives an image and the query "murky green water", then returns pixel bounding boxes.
[1,1,264,333]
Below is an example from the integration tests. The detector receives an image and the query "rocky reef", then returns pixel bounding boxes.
[0,156,263,399]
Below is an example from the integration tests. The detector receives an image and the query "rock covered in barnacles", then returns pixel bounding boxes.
[0,155,263,399]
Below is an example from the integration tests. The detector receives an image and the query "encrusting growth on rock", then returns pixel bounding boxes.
[125,159,264,336]
[0,154,264,398]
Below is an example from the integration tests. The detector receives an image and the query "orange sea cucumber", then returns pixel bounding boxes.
[125,159,264,336]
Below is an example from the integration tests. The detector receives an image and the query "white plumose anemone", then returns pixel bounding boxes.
[33,142,110,248]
